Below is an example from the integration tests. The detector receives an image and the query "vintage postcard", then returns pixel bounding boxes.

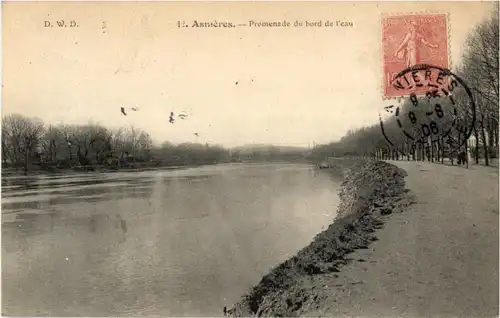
[2,1,498,318]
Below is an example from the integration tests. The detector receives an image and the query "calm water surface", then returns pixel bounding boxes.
[2,163,342,316]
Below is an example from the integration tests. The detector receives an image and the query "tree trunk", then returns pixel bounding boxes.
[465,138,469,169]
[481,121,489,166]
[446,135,453,166]
[436,140,440,162]
[23,149,29,176]
[495,124,499,149]
[50,140,55,165]
[473,124,480,164]
[487,118,493,149]
[430,139,434,162]
[491,118,498,158]
[2,141,8,165]
[440,137,444,164]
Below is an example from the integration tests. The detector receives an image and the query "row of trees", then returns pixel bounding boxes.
[2,113,154,173]
[312,6,498,166]
[1,114,233,175]
[1,114,312,175]
[151,141,230,167]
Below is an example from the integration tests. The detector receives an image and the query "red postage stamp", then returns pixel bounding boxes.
[382,13,449,98]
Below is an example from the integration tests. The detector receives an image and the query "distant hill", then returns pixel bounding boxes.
[229,144,311,163]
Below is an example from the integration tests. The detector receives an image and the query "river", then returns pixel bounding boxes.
[2,163,342,316]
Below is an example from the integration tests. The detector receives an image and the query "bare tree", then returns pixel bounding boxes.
[2,122,16,165]
[65,123,108,167]
[39,125,66,166]
[114,126,153,165]
[89,126,112,164]
[136,130,154,161]
[2,114,46,175]
[460,7,499,165]
[127,126,140,165]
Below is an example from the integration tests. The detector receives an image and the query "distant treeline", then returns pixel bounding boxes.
[1,114,311,175]
[313,7,498,166]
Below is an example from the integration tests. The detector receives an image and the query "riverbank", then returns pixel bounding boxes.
[1,159,312,178]
[300,160,497,317]
[228,159,414,316]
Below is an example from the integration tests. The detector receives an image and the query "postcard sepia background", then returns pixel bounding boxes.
[2,1,494,147]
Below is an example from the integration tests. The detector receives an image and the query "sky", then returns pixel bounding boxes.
[2,1,495,147]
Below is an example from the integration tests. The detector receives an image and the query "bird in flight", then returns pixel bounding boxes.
[120,107,127,116]
[178,113,188,120]
[169,112,175,124]
[194,133,199,137]
[131,107,140,111]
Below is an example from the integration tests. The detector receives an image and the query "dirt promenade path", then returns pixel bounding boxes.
[305,161,499,317]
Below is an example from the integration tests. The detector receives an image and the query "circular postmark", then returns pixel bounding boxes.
[379,64,476,157]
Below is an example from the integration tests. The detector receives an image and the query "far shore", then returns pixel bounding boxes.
[1,159,314,178]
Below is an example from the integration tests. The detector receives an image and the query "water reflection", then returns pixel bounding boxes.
[2,180,155,211]
[2,163,342,317]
